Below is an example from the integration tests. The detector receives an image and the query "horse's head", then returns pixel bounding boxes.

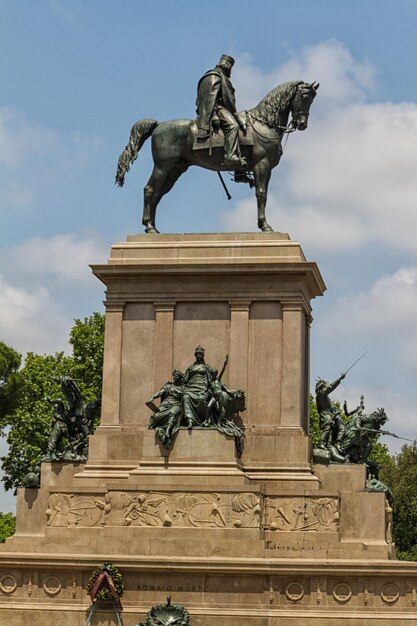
[370,407,388,429]
[291,82,319,131]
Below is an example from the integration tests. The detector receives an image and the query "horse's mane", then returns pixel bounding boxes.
[248,81,303,130]
[366,408,387,427]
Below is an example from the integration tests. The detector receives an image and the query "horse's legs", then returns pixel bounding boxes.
[143,162,188,233]
[143,166,165,233]
[253,160,273,232]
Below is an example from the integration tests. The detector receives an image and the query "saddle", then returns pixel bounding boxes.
[192,126,254,151]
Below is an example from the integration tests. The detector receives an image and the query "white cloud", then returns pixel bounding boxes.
[0,108,58,167]
[272,40,376,105]
[336,267,417,332]
[225,42,417,254]
[1,179,34,208]
[9,233,108,285]
[48,0,77,24]
[318,266,417,366]
[0,233,107,356]
[0,274,70,355]
[0,107,103,212]
[234,42,376,111]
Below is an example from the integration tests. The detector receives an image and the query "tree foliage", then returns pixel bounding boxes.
[308,394,320,446]
[0,341,23,424]
[380,443,417,561]
[69,312,105,398]
[0,314,104,492]
[0,512,16,542]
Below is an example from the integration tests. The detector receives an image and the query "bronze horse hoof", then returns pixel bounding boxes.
[144,224,160,234]
[259,220,274,233]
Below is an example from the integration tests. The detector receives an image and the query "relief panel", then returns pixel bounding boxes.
[46,491,262,529]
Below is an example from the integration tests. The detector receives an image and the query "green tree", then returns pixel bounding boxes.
[308,394,320,446]
[0,341,23,423]
[368,440,392,467]
[69,312,105,398]
[0,313,104,492]
[380,443,417,561]
[0,512,16,542]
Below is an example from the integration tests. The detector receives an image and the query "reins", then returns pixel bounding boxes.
[247,112,296,150]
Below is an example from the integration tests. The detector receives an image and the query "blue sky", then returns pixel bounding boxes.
[1,0,417,511]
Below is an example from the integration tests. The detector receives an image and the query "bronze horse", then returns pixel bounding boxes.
[116,80,318,233]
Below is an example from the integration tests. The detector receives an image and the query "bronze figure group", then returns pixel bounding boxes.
[314,371,391,465]
[147,347,245,455]
[44,376,101,462]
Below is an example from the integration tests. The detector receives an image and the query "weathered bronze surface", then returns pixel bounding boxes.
[116,63,318,234]
[196,54,247,166]
[147,370,184,450]
[136,597,190,626]
[43,376,101,462]
[315,373,346,450]
[336,406,388,464]
[313,385,399,500]
[147,347,245,455]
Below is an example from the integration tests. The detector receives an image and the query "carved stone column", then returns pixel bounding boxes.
[153,302,176,391]
[280,301,307,429]
[229,301,250,391]
[100,304,123,428]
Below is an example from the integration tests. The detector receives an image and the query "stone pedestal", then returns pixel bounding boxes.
[89,233,322,486]
[0,233,414,625]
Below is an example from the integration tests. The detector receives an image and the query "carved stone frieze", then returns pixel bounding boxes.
[0,568,416,614]
[43,576,62,596]
[45,491,342,531]
[285,582,304,603]
[46,494,105,527]
[46,491,262,529]
[0,575,17,595]
[380,583,400,605]
[265,496,339,532]
[333,582,352,604]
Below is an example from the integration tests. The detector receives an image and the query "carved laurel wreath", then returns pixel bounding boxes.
[86,563,124,601]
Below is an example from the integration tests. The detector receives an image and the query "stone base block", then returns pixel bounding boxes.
[0,555,416,625]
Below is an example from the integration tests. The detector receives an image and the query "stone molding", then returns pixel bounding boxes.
[1,565,417,623]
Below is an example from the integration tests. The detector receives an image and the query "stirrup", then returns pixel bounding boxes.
[234,171,254,188]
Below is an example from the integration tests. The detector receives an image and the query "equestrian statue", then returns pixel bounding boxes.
[116,54,318,234]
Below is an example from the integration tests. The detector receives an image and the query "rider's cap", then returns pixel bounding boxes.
[219,54,235,66]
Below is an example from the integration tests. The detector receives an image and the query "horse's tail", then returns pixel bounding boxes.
[115,118,159,187]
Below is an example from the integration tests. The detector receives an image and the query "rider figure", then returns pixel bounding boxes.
[315,373,346,449]
[196,54,247,168]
